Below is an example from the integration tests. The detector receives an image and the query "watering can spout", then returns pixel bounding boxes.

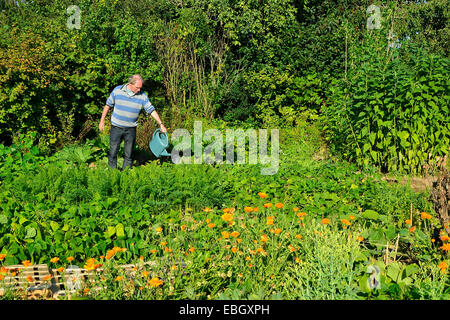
[160,150,172,157]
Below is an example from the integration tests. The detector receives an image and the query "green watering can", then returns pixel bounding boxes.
[149,128,171,157]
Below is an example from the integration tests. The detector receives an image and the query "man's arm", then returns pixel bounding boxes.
[150,110,167,133]
[99,105,110,132]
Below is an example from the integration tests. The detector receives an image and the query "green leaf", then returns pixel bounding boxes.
[105,226,116,238]
[50,221,60,232]
[25,227,37,239]
[362,210,380,220]
[0,215,7,224]
[115,223,125,239]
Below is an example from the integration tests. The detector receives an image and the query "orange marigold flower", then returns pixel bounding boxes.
[244,206,253,213]
[288,245,296,252]
[295,234,302,239]
[181,225,187,231]
[405,219,412,225]
[322,218,330,225]
[252,207,259,212]
[164,247,172,253]
[0,253,6,261]
[293,207,299,212]
[349,215,356,220]
[275,203,284,209]
[106,249,115,260]
[57,267,65,273]
[297,212,307,217]
[440,235,449,242]
[266,216,275,225]
[230,231,240,238]
[142,271,150,278]
[160,241,167,246]
[356,236,364,242]
[231,247,238,253]
[149,277,163,288]
[441,243,450,251]
[115,276,123,281]
[261,234,269,242]
[150,249,157,254]
[272,228,282,234]
[438,261,448,274]
[155,227,163,232]
[258,192,268,199]
[264,203,273,208]
[203,207,213,212]
[341,219,351,226]
[22,260,32,268]
[26,275,34,282]
[188,247,195,253]
[409,226,416,233]
[295,257,302,263]
[222,231,230,239]
[42,274,52,281]
[420,212,432,220]
[50,257,59,264]
[208,223,216,228]
[221,213,233,222]
[67,256,74,262]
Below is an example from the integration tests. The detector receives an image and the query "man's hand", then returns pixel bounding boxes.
[99,120,105,132]
[160,123,167,133]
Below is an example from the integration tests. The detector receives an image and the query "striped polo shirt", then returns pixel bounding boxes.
[106,84,156,128]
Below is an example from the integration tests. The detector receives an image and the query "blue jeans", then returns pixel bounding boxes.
[108,125,136,170]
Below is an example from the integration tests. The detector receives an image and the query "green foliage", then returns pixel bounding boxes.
[322,34,449,174]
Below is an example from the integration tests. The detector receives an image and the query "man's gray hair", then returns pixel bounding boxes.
[128,74,143,85]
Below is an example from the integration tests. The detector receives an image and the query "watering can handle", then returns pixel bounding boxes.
[153,128,161,139]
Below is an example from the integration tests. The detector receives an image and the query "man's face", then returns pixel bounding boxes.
[133,77,143,89]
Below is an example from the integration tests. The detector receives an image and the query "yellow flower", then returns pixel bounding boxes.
[155,227,163,232]
[295,234,302,239]
[142,271,150,278]
[171,265,178,270]
[115,276,123,281]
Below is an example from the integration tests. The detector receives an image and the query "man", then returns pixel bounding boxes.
[99,74,167,169]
